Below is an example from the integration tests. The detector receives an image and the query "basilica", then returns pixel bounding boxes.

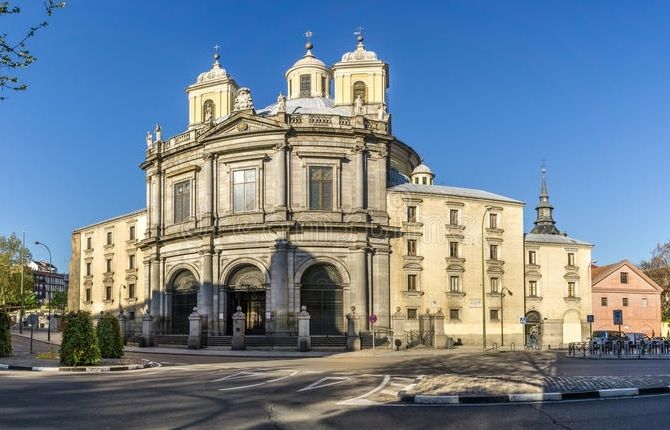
[69,34,593,348]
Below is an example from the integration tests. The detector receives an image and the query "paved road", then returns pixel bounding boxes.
[3,344,670,429]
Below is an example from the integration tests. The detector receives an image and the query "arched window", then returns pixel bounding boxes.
[202,99,215,123]
[353,81,367,103]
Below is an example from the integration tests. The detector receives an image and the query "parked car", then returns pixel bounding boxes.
[591,330,626,342]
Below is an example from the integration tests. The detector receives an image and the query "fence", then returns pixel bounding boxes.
[568,339,670,358]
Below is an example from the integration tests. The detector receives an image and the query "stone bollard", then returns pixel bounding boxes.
[297,305,311,352]
[188,307,203,350]
[231,306,246,351]
[432,308,447,349]
[118,311,128,346]
[346,306,361,351]
[140,313,154,347]
[391,306,406,350]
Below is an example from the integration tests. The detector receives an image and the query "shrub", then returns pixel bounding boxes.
[0,309,11,357]
[59,311,100,366]
[96,313,123,359]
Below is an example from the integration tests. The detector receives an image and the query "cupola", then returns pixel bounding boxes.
[411,163,435,185]
[332,30,389,109]
[285,32,331,100]
[185,47,239,128]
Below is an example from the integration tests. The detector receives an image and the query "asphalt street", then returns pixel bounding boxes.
[3,344,670,429]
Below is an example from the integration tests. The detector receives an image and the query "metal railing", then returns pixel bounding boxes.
[568,338,670,358]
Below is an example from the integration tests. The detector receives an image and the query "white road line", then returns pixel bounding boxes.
[337,375,391,406]
[218,370,299,391]
[297,377,349,392]
[211,371,266,383]
[381,389,398,396]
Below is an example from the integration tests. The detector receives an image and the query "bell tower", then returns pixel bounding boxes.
[186,46,239,128]
[332,29,389,108]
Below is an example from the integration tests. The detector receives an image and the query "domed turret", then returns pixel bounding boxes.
[411,163,435,185]
[186,46,239,128]
[285,32,331,99]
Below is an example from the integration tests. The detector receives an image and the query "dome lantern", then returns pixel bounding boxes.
[285,31,332,100]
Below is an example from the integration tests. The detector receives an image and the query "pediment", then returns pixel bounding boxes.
[199,112,288,142]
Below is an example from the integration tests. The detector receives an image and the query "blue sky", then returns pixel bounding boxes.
[1,1,669,272]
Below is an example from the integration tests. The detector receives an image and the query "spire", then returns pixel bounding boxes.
[530,163,561,235]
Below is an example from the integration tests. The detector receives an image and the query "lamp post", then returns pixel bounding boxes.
[34,241,52,342]
[481,205,493,350]
[500,286,513,346]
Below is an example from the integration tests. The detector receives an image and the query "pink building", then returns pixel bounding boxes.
[591,260,663,337]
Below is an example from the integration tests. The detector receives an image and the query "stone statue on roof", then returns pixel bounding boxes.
[277,93,286,112]
[354,94,364,115]
[234,87,254,111]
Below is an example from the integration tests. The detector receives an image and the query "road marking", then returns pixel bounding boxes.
[381,389,398,396]
[297,377,350,392]
[218,370,299,391]
[212,371,266,383]
[338,375,391,406]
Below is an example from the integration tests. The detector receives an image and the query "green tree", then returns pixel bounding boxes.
[0,1,66,100]
[50,290,67,313]
[641,241,670,321]
[96,313,123,359]
[0,233,34,308]
[59,311,100,366]
[0,308,11,357]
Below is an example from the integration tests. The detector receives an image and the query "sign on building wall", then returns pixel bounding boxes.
[468,299,482,308]
[613,309,623,326]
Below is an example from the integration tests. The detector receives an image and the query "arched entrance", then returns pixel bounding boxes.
[170,270,198,334]
[562,310,582,344]
[525,311,543,349]
[226,265,266,335]
[301,264,344,335]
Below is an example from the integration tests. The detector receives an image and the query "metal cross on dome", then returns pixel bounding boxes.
[354,25,364,39]
[305,31,313,42]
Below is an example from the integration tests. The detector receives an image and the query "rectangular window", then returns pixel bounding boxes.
[309,166,333,210]
[490,309,500,321]
[620,272,628,284]
[106,258,112,273]
[128,283,135,299]
[449,276,460,292]
[85,288,91,302]
[601,297,608,306]
[528,280,538,297]
[407,206,417,222]
[407,274,417,292]
[568,282,576,297]
[407,239,417,256]
[623,297,629,307]
[489,213,498,229]
[106,231,112,246]
[407,308,418,320]
[300,74,311,97]
[449,309,460,321]
[129,225,136,241]
[129,311,136,320]
[449,241,459,258]
[233,169,256,213]
[174,180,191,223]
[449,209,459,225]
[105,285,112,301]
[528,250,536,265]
[86,262,91,276]
[642,298,648,307]
[490,277,499,294]
[86,237,92,250]
[128,255,135,270]
[489,244,499,260]
[568,253,575,266]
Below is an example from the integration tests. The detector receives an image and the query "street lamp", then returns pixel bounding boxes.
[500,286,513,346]
[481,205,493,350]
[34,241,52,343]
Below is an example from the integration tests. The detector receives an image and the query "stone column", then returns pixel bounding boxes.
[202,154,214,227]
[276,143,287,210]
[270,239,288,334]
[420,309,433,346]
[433,308,447,349]
[141,313,154,347]
[231,306,246,350]
[350,248,368,328]
[346,306,361,351]
[199,247,214,332]
[372,249,390,328]
[118,311,128,346]
[150,257,161,317]
[297,305,311,352]
[391,306,406,350]
[187,307,203,349]
[151,171,162,237]
[354,145,366,210]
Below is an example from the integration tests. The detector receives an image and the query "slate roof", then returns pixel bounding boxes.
[524,233,592,246]
[387,183,523,204]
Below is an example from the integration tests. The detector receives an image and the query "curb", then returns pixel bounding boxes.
[399,386,670,404]
[0,360,157,373]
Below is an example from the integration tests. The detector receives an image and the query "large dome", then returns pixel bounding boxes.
[412,163,433,175]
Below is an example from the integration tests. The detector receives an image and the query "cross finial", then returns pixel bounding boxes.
[212,44,221,64]
[304,30,313,51]
[354,25,365,43]
[541,158,547,176]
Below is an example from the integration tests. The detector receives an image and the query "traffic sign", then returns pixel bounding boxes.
[368,314,377,324]
[613,310,623,326]
[587,314,594,323]
[519,317,527,325]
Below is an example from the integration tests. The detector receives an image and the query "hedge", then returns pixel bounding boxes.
[59,311,100,366]
[0,309,11,357]
[96,313,123,358]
